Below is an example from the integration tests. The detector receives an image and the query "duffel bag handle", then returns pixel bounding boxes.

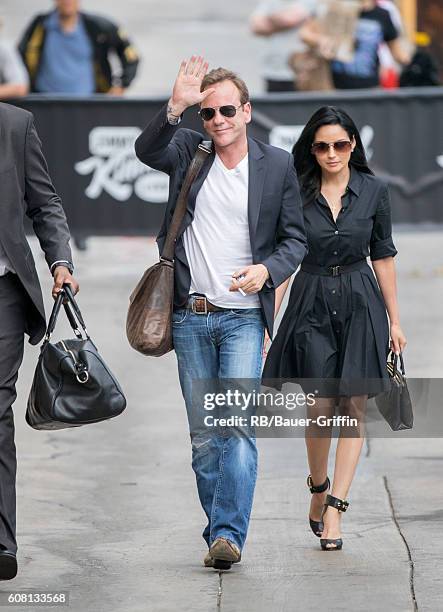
[62,284,89,338]
[44,290,65,341]
[44,284,89,343]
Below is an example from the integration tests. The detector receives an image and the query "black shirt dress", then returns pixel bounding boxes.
[262,166,397,398]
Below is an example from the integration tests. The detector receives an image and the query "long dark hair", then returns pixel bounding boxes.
[292,106,373,205]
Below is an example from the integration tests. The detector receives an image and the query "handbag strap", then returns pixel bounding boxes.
[44,284,89,343]
[161,140,212,262]
[390,351,406,377]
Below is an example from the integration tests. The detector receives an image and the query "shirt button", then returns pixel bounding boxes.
[332,310,337,315]
[332,289,336,294]
[334,230,339,235]
[333,251,338,255]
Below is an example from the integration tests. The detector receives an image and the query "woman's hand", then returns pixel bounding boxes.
[390,323,407,355]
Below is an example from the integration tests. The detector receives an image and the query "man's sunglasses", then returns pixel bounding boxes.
[198,104,243,121]
[311,140,353,154]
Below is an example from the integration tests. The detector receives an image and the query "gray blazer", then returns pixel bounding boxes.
[0,102,72,344]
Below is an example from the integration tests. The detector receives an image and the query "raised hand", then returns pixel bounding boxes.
[169,56,216,116]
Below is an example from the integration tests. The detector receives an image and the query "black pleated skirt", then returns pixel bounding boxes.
[262,263,391,398]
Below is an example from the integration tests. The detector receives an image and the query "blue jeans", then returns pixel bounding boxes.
[172,306,265,551]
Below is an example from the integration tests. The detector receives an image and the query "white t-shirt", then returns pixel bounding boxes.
[182,153,260,309]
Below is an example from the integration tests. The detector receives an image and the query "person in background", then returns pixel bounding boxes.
[400,32,440,87]
[19,0,139,249]
[250,1,315,92]
[377,0,409,88]
[18,0,139,96]
[0,17,29,100]
[301,0,411,89]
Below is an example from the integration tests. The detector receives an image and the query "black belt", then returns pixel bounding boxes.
[300,260,368,277]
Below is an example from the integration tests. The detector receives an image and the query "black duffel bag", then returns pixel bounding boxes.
[26,284,126,430]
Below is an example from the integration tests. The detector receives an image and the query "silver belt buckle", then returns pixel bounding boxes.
[191,296,208,314]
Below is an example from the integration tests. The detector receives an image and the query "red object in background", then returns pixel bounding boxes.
[380,67,400,89]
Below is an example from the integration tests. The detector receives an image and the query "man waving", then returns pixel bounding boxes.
[135,56,307,570]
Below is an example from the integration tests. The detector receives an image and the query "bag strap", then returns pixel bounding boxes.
[161,140,212,262]
[63,284,90,338]
[44,291,65,342]
[399,352,406,376]
[43,284,89,343]
[389,351,406,377]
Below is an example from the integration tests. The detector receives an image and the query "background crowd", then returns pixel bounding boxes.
[0,0,441,101]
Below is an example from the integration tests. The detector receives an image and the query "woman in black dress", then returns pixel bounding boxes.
[262,106,407,550]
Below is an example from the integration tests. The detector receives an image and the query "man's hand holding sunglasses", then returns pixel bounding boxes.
[167,56,216,122]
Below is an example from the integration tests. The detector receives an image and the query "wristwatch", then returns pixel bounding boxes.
[50,260,74,275]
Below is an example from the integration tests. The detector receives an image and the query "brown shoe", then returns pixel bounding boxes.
[203,551,214,567]
[209,538,241,570]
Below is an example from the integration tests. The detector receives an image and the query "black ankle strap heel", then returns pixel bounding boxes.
[307,475,330,537]
[320,494,350,551]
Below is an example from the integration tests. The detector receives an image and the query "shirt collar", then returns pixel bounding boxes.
[313,166,363,209]
[46,11,60,31]
[46,10,82,32]
[347,165,363,197]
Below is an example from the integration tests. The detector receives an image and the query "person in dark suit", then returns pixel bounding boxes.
[135,56,307,570]
[0,102,79,580]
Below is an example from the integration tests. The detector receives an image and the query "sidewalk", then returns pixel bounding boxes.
[6,234,442,612]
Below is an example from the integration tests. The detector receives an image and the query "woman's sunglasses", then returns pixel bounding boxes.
[198,104,243,121]
[311,140,353,155]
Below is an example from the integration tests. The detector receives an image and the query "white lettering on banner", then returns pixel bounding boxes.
[269,124,375,160]
[269,126,304,152]
[74,127,169,203]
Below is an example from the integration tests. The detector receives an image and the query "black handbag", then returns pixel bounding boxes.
[375,351,413,431]
[26,284,126,430]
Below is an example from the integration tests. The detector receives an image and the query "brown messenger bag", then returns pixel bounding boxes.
[126,140,212,356]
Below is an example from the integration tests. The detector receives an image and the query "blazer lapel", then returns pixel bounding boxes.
[247,137,265,244]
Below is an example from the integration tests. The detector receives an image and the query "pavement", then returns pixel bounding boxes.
[0,232,440,612]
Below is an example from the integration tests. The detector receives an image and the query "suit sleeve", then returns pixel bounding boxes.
[261,155,308,288]
[24,115,73,272]
[135,103,203,174]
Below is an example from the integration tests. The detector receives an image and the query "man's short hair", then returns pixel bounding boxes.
[201,68,250,105]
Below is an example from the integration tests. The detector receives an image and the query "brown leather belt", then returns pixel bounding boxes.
[186,294,227,314]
